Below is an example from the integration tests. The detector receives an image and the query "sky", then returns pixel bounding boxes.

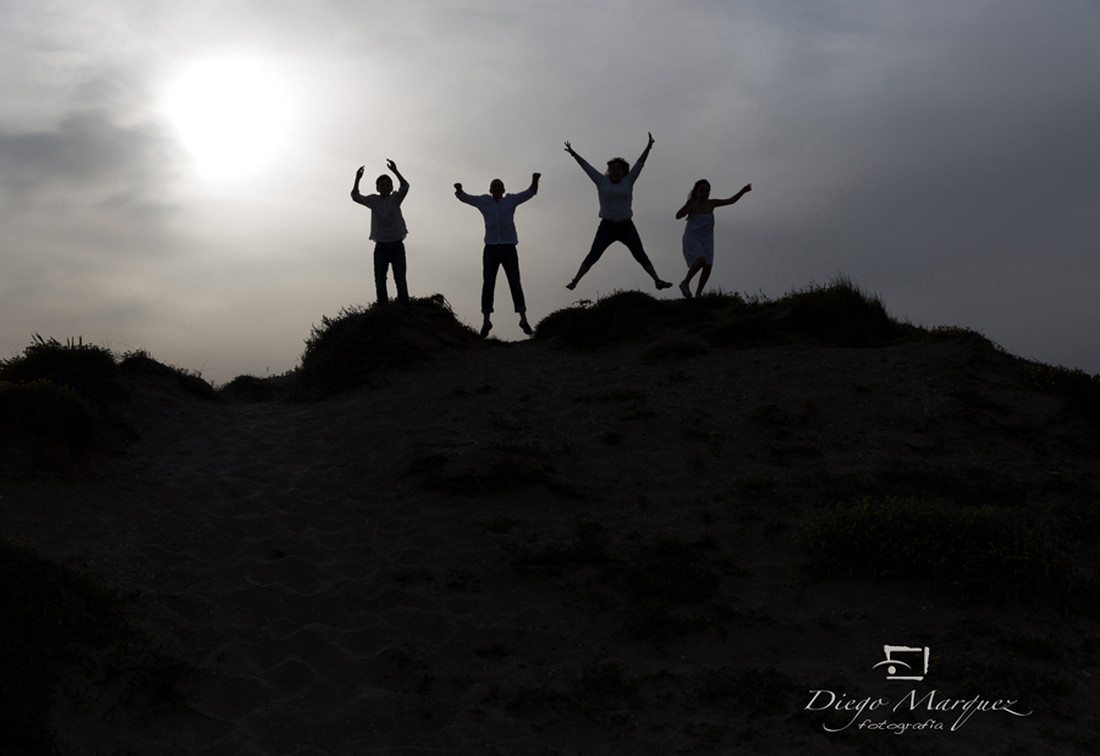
[2,0,1099,385]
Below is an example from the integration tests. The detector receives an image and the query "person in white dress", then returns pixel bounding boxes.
[675,179,752,298]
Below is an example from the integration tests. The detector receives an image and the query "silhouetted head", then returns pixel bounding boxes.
[376,175,393,197]
[606,158,630,182]
[489,178,505,200]
[690,179,711,200]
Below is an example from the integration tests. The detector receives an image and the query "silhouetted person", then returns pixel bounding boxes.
[563,133,672,291]
[455,173,541,338]
[675,179,752,298]
[351,160,410,304]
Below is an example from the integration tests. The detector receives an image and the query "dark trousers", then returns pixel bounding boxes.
[482,244,526,314]
[581,219,652,269]
[374,241,408,304]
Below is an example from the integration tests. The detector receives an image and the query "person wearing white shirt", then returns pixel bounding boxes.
[455,173,541,337]
[352,159,411,304]
[563,133,672,292]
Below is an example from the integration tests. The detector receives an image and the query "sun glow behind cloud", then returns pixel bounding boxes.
[161,55,293,181]
[4,1,1100,383]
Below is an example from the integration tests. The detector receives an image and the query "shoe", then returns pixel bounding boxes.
[566,280,577,290]
[520,320,534,336]
[480,323,492,338]
[679,282,692,299]
[656,280,673,290]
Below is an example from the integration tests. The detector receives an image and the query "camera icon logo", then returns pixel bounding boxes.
[872,645,930,681]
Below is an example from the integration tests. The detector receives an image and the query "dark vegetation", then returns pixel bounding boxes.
[291,294,481,399]
[534,276,920,349]
[0,536,189,753]
[0,339,204,750]
[0,336,216,476]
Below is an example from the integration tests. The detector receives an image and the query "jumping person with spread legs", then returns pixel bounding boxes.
[563,133,672,292]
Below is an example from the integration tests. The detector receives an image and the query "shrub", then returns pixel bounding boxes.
[769,277,916,347]
[536,279,921,350]
[218,373,292,403]
[293,295,480,399]
[1020,361,1100,423]
[119,350,217,400]
[0,336,122,403]
[0,379,99,447]
[535,290,667,346]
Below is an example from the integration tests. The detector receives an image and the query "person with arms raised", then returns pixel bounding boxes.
[563,133,672,292]
[455,172,542,337]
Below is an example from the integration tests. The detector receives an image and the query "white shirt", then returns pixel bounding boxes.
[351,181,409,243]
[578,157,644,221]
[456,188,536,245]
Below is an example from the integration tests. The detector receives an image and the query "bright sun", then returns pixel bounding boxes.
[163,56,291,180]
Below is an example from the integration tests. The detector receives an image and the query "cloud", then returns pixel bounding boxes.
[0,107,177,214]
[3,0,1100,381]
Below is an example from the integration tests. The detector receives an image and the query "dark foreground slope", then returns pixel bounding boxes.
[3,285,1099,755]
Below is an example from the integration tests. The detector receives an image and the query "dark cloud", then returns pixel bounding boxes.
[0,107,178,216]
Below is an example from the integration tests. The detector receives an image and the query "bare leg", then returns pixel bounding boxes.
[695,264,713,297]
[682,258,706,285]
[643,261,673,290]
[567,262,591,290]
[680,258,705,298]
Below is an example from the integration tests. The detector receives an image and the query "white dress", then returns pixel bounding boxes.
[682,212,715,265]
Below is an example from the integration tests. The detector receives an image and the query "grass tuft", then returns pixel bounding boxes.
[292,295,481,399]
[0,335,122,403]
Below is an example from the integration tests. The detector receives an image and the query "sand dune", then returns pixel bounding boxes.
[5,300,1100,754]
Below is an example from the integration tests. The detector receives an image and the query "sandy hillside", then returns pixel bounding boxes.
[4,297,1100,755]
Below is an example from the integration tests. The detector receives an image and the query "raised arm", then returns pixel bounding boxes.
[636,132,655,166]
[564,141,602,183]
[510,172,542,206]
[352,165,365,196]
[712,183,752,208]
[563,141,585,166]
[626,132,655,182]
[387,159,409,189]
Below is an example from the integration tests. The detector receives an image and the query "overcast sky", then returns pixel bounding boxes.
[3,0,1098,384]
